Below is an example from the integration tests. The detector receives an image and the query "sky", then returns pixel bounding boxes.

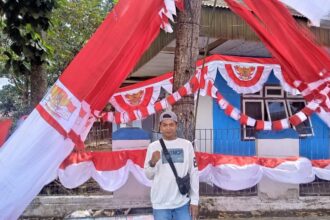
[0,78,9,90]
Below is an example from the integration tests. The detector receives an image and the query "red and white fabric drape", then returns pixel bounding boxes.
[58,149,330,191]
[0,0,182,218]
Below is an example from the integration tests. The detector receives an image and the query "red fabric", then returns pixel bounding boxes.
[216,92,223,102]
[225,64,264,87]
[301,106,314,116]
[224,0,330,104]
[312,159,330,168]
[59,0,166,110]
[175,0,184,11]
[272,120,283,130]
[224,104,234,116]
[113,87,154,112]
[154,102,163,112]
[60,150,301,171]
[166,95,176,105]
[0,119,12,147]
[178,86,188,97]
[256,120,264,130]
[289,114,302,126]
[239,114,248,125]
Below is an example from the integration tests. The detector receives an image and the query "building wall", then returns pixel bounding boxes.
[212,70,330,159]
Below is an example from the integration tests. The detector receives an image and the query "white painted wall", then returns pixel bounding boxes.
[256,138,300,199]
[195,95,213,153]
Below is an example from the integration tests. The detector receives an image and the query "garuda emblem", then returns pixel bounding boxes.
[124,90,144,106]
[234,65,255,81]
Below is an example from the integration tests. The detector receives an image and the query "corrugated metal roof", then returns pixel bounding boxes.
[202,0,304,17]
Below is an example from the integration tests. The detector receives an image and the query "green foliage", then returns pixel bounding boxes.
[0,84,29,117]
[45,0,111,84]
[0,0,116,118]
[1,0,55,69]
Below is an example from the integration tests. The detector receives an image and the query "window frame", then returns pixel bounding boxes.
[242,99,264,140]
[286,100,314,137]
[242,89,263,98]
[265,99,289,122]
[265,85,284,98]
[241,85,314,140]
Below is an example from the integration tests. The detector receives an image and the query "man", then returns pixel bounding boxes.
[144,110,199,220]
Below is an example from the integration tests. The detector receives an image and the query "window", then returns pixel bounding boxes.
[241,85,313,140]
[265,100,288,121]
[287,100,313,136]
[242,100,264,139]
[265,85,284,97]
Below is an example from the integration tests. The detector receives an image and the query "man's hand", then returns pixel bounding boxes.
[190,204,199,220]
[149,151,160,167]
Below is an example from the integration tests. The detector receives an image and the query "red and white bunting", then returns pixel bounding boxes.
[240,114,257,127]
[289,111,308,126]
[57,149,330,191]
[272,119,290,130]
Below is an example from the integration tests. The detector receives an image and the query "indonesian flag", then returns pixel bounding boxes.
[0,0,180,218]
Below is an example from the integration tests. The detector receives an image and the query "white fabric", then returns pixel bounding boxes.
[264,121,272,130]
[296,111,308,123]
[217,62,272,94]
[212,164,263,190]
[58,157,330,193]
[58,162,94,189]
[59,160,152,191]
[262,158,314,184]
[272,66,300,95]
[314,165,330,181]
[280,0,330,27]
[280,119,290,129]
[0,110,74,220]
[246,117,256,127]
[230,108,241,121]
[144,138,199,208]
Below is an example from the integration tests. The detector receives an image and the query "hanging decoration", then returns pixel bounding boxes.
[58,149,330,191]
[98,55,322,132]
[109,73,173,113]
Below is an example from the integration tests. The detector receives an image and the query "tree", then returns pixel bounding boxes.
[0,0,56,111]
[0,0,114,118]
[172,0,202,142]
[44,0,110,84]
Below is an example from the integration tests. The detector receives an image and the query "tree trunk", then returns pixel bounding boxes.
[172,0,202,142]
[30,63,47,110]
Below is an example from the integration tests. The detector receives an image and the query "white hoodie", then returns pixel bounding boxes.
[144,138,199,209]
